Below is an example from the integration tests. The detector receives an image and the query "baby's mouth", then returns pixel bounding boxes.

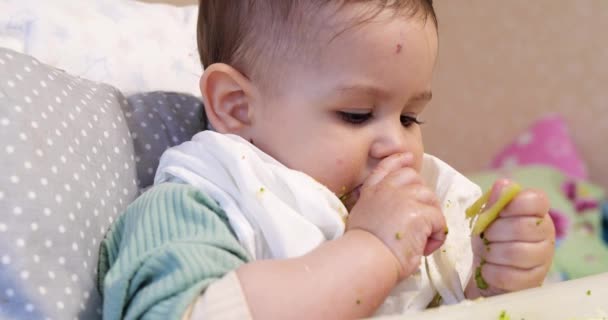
[339,184,362,210]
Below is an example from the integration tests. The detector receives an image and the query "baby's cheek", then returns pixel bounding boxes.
[324,157,356,191]
[307,166,342,193]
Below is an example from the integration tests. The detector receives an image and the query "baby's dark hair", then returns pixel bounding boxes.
[197,0,436,90]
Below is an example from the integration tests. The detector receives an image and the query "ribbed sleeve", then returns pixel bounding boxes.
[98,183,251,320]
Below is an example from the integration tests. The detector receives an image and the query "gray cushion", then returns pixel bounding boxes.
[123,92,205,189]
[0,48,139,319]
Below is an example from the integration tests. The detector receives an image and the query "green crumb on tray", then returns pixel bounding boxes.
[499,310,510,320]
[259,187,265,193]
[587,289,591,296]
[395,232,403,240]
[444,227,449,235]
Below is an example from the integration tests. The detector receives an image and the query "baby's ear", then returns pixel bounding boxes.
[199,63,257,134]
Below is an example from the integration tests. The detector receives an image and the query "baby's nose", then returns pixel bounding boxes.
[369,128,409,160]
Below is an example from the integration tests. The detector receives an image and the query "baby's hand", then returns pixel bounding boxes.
[471,179,555,296]
[345,153,447,280]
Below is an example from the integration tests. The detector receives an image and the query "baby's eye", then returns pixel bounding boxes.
[338,111,372,125]
[400,115,424,128]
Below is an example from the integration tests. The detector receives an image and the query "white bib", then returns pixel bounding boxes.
[155,131,481,314]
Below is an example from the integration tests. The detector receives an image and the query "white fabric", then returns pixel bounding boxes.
[0,0,201,96]
[155,131,347,260]
[155,131,482,314]
[185,272,253,320]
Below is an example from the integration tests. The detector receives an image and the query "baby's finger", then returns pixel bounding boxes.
[483,215,554,243]
[500,189,550,218]
[364,153,413,188]
[483,241,554,269]
[424,206,448,256]
[383,173,438,210]
[384,167,423,189]
[480,262,547,291]
[487,179,512,206]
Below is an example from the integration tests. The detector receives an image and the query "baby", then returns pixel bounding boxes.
[98,1,556,319]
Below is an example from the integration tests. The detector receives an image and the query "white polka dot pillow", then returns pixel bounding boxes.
[123,91,205,189]
[0,48,139,319]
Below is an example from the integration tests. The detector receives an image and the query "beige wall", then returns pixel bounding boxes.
[138,0,195,5]
[427,1,608,188]
[145,0,608,188]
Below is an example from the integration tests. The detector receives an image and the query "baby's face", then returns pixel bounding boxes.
[249,5,438,207]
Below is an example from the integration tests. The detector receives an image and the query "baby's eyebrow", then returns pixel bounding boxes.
[335,84,432,104]
[408,91,433,103]
[335,84,389,99]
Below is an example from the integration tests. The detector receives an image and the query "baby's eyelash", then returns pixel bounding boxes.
[338,112,372,125]
[337,112,424,127]
[400,115,424,127]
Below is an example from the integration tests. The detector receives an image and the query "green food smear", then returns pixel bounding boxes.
[475,265,488,290]
[499,310,511,320]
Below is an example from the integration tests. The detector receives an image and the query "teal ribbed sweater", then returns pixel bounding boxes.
[98,183,251,320]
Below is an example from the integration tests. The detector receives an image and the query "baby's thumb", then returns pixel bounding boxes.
[487,178,512,208]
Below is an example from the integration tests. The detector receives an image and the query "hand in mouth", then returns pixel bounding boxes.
[338,184,362,210]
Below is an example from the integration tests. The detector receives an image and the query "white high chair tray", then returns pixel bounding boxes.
[381,273,608,320]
